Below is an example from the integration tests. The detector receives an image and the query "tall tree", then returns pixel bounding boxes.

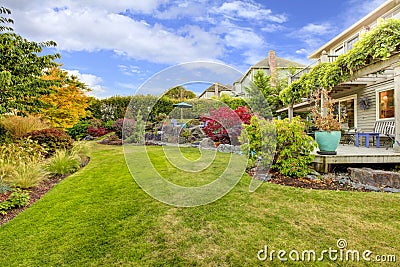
[245,70,274,118]
[0,6,60,115]
[164,86,196,100]
[245,70,288,118]
[40,68,90,129]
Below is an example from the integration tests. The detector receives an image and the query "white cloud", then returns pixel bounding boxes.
[155,1,206,19]
[154,0,287,24]
[6,0,290,91]
[118,65,142,76]
[6,0,286,69]
[215,1,287,23]
[298,23,332,36]
[343,0,387,26]
[354,0,387,13]
[295,48,308,55]
[224,28,264,49]
[261,24,286,33]
[6,0,166,14]
[289,22,336,51]
[11,6,223,64]
[222,26,266,65]
[241,50,267,66]
[66,70,107,98]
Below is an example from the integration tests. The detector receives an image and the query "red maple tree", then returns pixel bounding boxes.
[200,106,252,145]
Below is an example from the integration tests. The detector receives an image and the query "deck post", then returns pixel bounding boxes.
[320,50,328,63]
[287,75,293,121]
[288,104,293,121]
[394,65,400,152]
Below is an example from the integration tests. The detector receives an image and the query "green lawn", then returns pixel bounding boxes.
[0,144,399,266]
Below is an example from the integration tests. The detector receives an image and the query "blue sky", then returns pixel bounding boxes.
[6,0,387,98]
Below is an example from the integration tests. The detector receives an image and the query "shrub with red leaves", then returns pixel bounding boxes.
[234,106,252,125]
[200,106,252,145]
[25,128,74,157]
[87,126,109,137]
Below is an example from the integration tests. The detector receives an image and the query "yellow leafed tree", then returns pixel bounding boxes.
[39,68,91,129]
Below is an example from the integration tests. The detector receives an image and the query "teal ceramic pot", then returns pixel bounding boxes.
[315,131,341,152]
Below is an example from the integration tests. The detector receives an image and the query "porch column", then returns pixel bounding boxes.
[287,75,293,121]
[394,65,400,152]
[320,50,328,63]
[288,104,293,121]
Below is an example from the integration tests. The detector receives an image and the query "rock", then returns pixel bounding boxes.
[348,167,400,189]
[350,182,364,190]
[306,175,319,181]
[84,135,95,141]
[217,144,226,152]
[217,144,235,153]
[362,185,381,192]
[338,178,349,185]
[200,138,215,149]
[191,141,200,148]
[233,146,242,154]
[383,188,400,193]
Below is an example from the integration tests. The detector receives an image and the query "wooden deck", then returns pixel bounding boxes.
[312,144,400,173]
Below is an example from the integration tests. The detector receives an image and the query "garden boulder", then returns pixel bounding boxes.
[348,168,400,189]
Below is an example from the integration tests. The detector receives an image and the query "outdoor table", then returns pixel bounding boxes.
[355,132,380,148]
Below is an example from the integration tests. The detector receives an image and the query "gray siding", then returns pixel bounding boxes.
[332,80,394,132]
[356,85,377,132]
[358,80,394,132]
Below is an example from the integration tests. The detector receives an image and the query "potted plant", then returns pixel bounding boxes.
[312,89,342,155]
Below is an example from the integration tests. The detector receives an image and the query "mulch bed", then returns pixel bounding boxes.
[267,171,371,192]
[0,176,66,226]
[0,158,90,226]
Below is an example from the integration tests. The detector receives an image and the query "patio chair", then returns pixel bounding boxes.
[373,121,395,149]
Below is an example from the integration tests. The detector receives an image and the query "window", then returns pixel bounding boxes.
[346,35,359,51]
[394,7,400,19]
[334,45,344,56]
[333,95,357,129]
[383,6,400,19]
[378,89,395,119]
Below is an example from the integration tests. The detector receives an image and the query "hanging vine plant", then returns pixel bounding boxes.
[280,18,400,106]
[280,61,349,105]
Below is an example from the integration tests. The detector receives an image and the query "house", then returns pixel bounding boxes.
[198,83,233,99]
[286,0,400,152]
[232,50,305,96]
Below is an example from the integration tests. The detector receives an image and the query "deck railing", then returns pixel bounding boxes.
[328,55,339,62]
[290,55,339,82]
[290,59,319,82]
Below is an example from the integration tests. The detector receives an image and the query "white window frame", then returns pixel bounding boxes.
[345,34,359,52]
[376,87,395,121]
[333,94,358,128]
[332,45,344,56]
[382,6,400,19]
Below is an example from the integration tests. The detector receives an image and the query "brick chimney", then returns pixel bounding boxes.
[214,82,219,97]
[268,50,276,87]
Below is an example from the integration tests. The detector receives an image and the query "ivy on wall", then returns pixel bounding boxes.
[280,18,400,106]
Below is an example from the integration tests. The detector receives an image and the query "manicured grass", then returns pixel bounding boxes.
[0,143,399,266]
